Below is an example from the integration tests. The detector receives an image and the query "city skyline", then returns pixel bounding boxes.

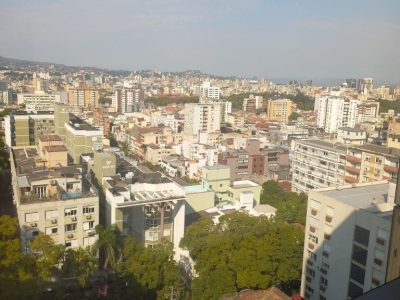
[1,0,399,84]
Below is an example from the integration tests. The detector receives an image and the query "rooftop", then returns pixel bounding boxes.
[297,139,349,153]
[350,144,400,158]
[316,181,394,218]
[38,135,62,142]
[68,114,100,131]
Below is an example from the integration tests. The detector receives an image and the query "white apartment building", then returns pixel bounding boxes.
[184,102,221,135]
[337,127,367,145]
[200,82,220,100]
[104,180,185,250]
[315,95,359,133]
[17,92,61,112]
[301,181,394,300]
[292,140,348,194]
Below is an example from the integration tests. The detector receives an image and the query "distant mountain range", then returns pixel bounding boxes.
[0,55,236,79]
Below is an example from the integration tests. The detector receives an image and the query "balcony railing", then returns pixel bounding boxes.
[346,155,362,164]
[345,165,361,174]
[384,164,399,174]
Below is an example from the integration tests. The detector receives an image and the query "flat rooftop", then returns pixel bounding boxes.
[39,135,62,142]
[317,182,394,219]
[298,139,349,153]
[68,114,99,131]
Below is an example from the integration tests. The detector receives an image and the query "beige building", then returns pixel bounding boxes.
[67,86,100,109]
[345,144,400,184]
[10,144,99,250]
[145,144,174,165]
[266,98,295,123]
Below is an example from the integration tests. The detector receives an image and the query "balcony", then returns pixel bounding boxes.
[384,164,399,174]
[346,155,362,164]
[345,176,358,183]
[345,165,361,175]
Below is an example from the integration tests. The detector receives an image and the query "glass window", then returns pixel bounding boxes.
[350,263,366,285]
[65,208,77,216]
[352,244,368,266]
[83,206,95,214]
[354,225,370,247]
[65,223,77,232]
[348,282,363,299]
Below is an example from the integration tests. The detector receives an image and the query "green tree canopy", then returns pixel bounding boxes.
[260,180,308,225]
[180,212,304,300]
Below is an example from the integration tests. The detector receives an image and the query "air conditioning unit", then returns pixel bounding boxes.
[86,215,92,220]
[30,223,37,227]
[51,219,57,224]
[88,230,95,236]
[71,216,77,221]
[67,234,73,238]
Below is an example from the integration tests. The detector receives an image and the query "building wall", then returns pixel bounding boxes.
[301,188,391,300]
[17,196,99,250]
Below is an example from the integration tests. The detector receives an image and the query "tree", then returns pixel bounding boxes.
[92,224,123,270]
[260,180,308,225]
[289,112,301,121]
[0,216,41,299]
[30,233,65,281]
[180,213,304,300]
[62,247,97,287]
[119,237,185,300]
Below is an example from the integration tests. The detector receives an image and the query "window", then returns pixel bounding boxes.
[65,223,77,232]
[350,263,366,285]
[83,236,96,246]
[352,244,368,266]
[45,227,58,234]
[374,249,385,266]
[83,206,95,214]
[324,233,331,240]
[65,208,77,216]
[25,212,39,222]
[354,225,370,247]
[83,221,94,231]
[309,233,318,243]
[348,282,363,299]
[46,210,58,219]
[376,228,387,246]
[32,230,39,237]
[320,276,328,286]
[65,240,77,248]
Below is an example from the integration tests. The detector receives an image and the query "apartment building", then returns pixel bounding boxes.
[4,111,55,147]
[345,144,400,184]
[64,115,103,163]
[243,94,264,112]
[199,81,220,100]
[337,127,367,145]
[266,99,295,123]
[17,92,60,111]
[184,102,221,135]
[300,181,394,300]
[145,144,175,165]
[10,143,99,250]
[68,86,100,109]
[113,88,144,113]
[218,139,289,180]
[292,140,348,194]
[315,95,359,133]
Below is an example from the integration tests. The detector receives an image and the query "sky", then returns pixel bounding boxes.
[0,0,399,84]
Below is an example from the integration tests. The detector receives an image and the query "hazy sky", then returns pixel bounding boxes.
[0,0,399,83]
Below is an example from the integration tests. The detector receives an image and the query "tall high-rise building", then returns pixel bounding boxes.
[266,99,295,123]
[346,79,357,89]
[184,102,221,135]
[300,181,395,300]
[315,96,359,133]
[199,82,220,100]
[17,93,61,111]
[243,95,263,112]
[113,88,144,113]
[67,86,100,109]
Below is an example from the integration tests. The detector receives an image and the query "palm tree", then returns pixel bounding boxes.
[92,224,123,271]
